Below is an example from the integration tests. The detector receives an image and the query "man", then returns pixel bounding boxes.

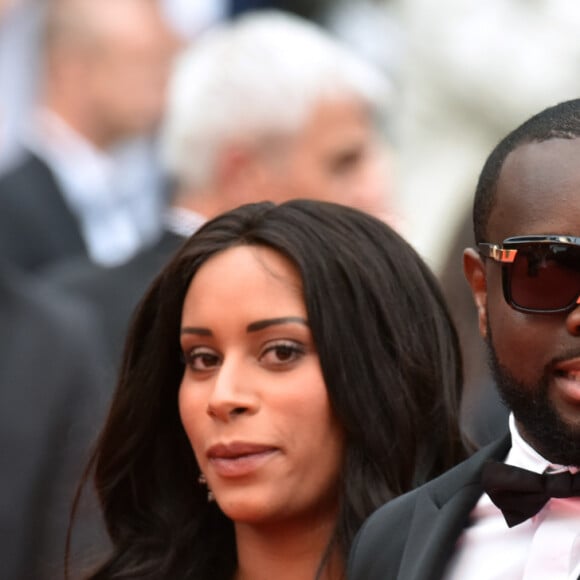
[161,9,394,222]
[50,9,395,367]
[348,99,580,579]
[0,0,176,271]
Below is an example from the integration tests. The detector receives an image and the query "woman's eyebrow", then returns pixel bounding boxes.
[246,316,308,333]
[181,326,212,336]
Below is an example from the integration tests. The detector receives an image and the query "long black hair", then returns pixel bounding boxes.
[75,200,467,579]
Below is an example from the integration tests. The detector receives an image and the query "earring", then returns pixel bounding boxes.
[198,472,215,502]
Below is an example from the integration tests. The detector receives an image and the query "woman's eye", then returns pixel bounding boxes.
[260,341,305,366]
[184,348,220,371]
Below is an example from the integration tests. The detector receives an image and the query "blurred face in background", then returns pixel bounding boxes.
[47,0,178,147]
[229,98,392,220]
[84,0,177,141]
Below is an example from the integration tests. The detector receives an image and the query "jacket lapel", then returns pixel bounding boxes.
[397,435,511,580]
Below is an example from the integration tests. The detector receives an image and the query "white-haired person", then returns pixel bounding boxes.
[161,8,395,226]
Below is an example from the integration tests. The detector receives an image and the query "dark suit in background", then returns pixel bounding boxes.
[49,230,185,369]
[0,153,88,272]
[347,436,510,580]
[0,262,109,580]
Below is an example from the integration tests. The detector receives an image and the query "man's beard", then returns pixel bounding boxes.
[485,327,580,466]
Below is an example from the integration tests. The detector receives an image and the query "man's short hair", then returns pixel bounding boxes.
[473,98,580,243]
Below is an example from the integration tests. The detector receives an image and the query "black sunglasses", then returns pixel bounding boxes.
[478,235,580,314]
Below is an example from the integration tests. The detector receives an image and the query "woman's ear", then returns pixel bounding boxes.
[463,248,488,338]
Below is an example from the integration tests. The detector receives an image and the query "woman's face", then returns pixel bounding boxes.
[178,245,344,527]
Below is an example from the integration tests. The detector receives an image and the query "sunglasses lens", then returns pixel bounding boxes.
[510,243,580,311]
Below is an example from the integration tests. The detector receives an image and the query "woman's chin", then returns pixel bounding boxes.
[217,493,280,525]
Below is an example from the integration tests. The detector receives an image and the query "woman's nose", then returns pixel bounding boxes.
[206,357,259,422]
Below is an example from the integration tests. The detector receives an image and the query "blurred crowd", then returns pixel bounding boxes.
[1,0,580,578]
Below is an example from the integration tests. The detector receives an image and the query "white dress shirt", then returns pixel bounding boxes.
[26,110,163,266]
[445,414,580,580]
[163,206,206,238]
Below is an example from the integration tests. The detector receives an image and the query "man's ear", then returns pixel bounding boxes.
[215,142,272,205]
[463,248,488,338]
[215,144,254,192]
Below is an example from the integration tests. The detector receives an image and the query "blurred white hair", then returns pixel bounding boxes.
[161,9,391,188]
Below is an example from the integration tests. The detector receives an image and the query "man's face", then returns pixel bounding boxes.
[84,0,176,143]
[260,98,393,219]
[467,138,580,465]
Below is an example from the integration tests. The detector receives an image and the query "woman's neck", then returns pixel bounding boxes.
[233,516,343,580]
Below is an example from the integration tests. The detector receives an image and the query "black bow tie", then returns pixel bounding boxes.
[482,461,580,527]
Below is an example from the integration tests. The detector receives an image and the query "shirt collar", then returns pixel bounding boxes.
[163,206,206,238]
[506,413,578,474]
[29,108,112,166]
[26,109,115,200]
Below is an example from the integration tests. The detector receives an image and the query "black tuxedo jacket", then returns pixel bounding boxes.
[0,153,88,272]
[348,435,511,580]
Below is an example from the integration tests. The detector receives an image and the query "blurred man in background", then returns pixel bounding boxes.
[162,9,394,223]
[0,0,177,272]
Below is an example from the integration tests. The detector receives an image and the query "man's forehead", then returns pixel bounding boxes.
[490,137,580,239]
[502,137,580,181]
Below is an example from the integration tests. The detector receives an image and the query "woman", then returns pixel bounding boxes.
[74,200,468,579]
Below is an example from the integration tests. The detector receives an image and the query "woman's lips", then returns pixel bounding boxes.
[207,442,279,477]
